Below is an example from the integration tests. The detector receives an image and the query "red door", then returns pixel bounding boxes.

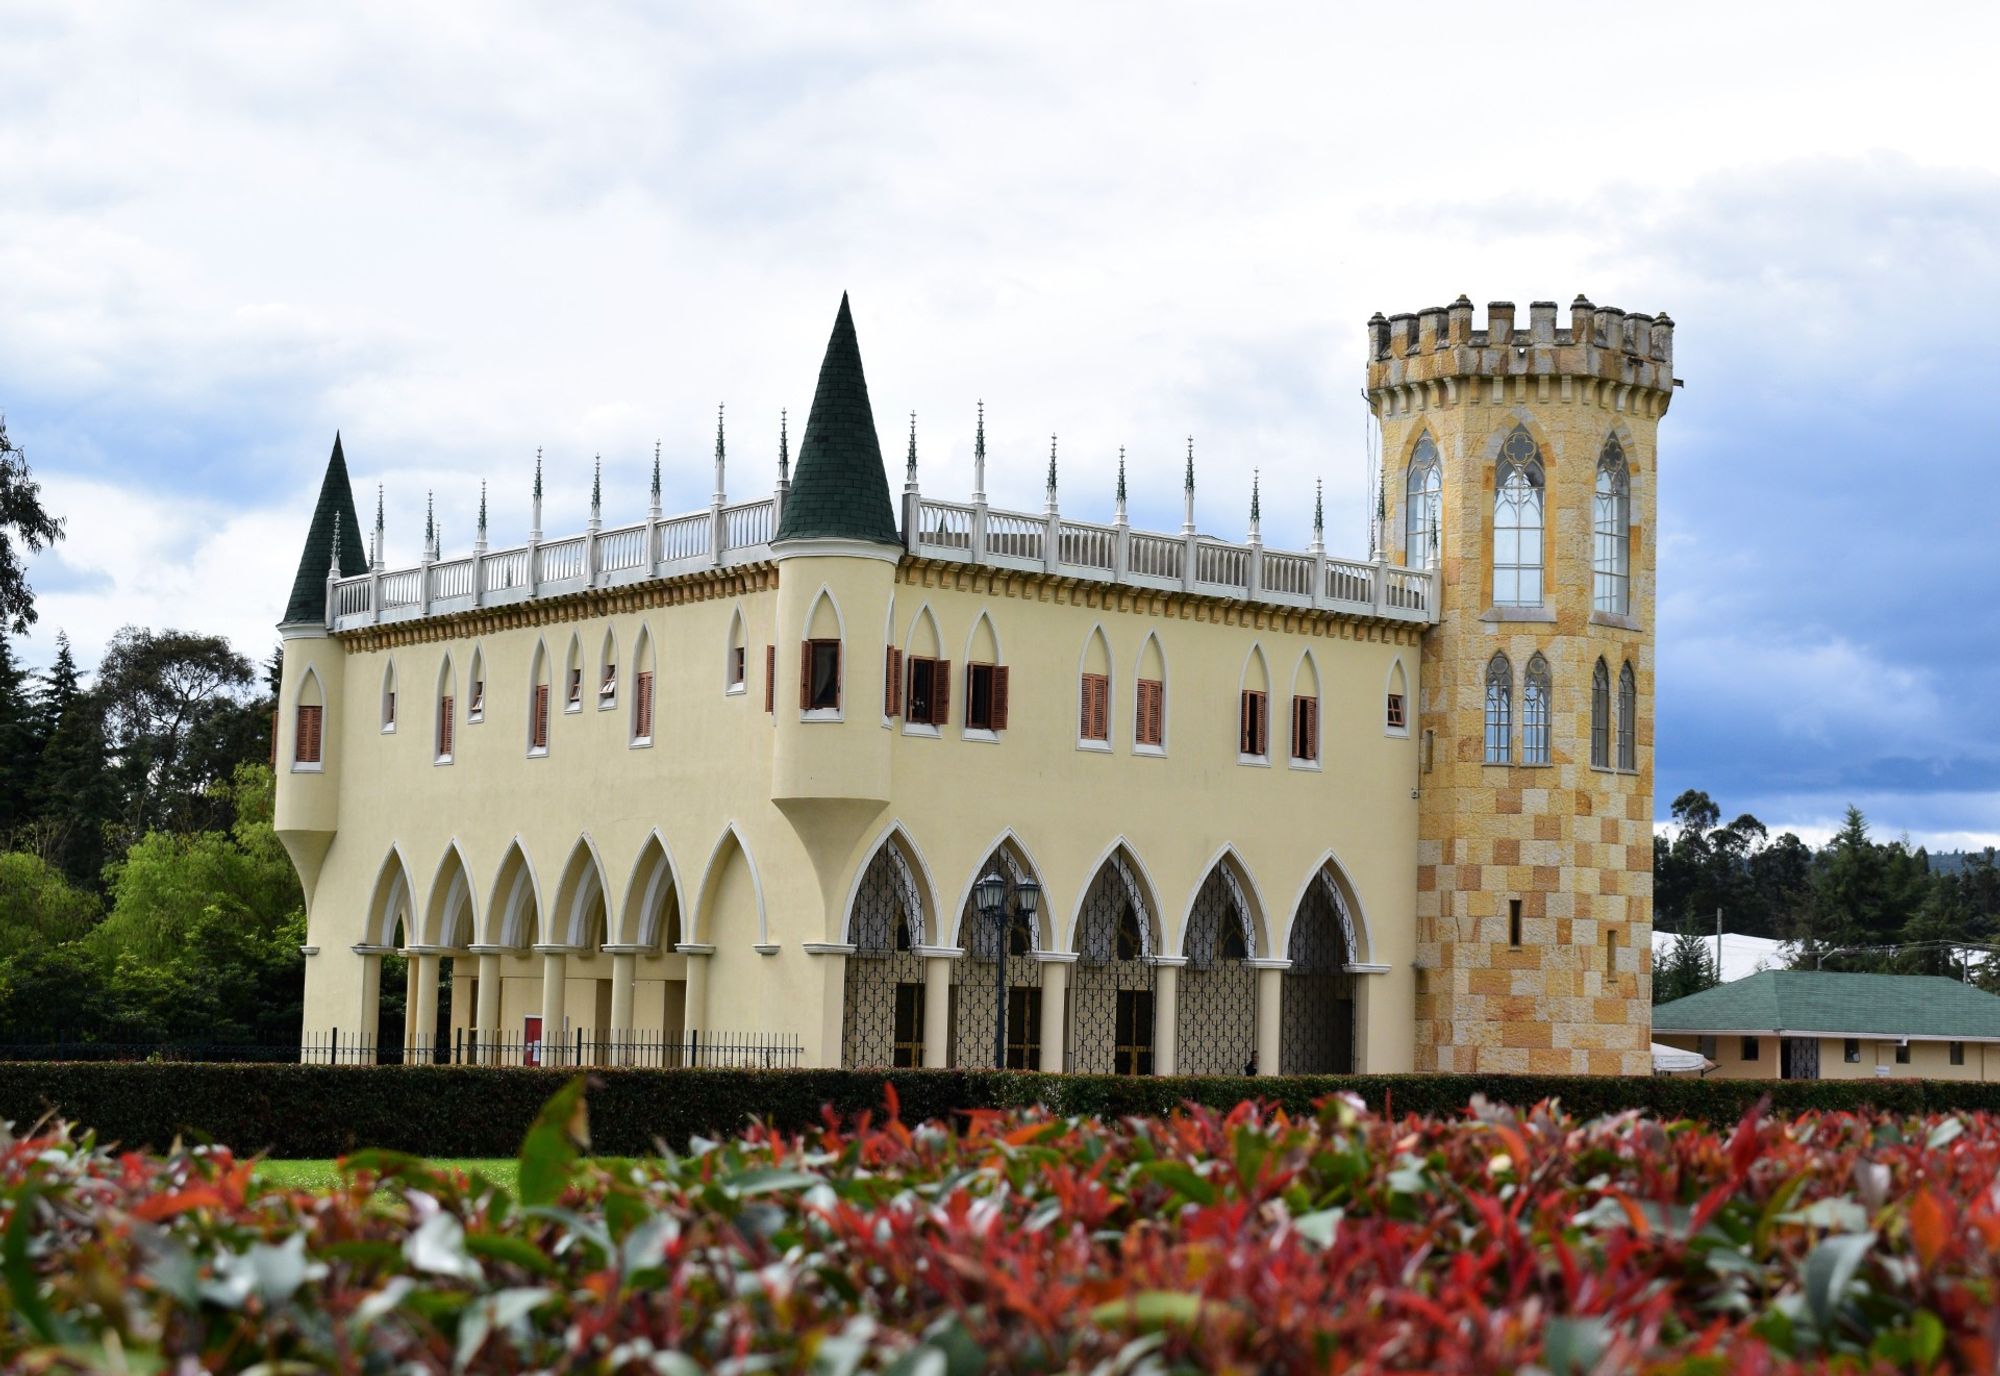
[524,1015,543,1067]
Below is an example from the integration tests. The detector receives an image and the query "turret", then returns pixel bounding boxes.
[1369,296,1674,1078]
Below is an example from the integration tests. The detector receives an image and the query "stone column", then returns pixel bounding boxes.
[1152,957,1186,1076]
[603,944,642,1064]
[410,952,441,1062]
[401,952,423,1058]
[1037,955,1073,1073]
[469,945,505,1064]
[352,944,391,1065]
[677,943,715,1064]
[922,952,955,1068]
[533,945,570,1066]
[1251,962,1287,1077]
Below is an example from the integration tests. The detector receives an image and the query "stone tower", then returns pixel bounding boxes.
[1370,297,1675,1075]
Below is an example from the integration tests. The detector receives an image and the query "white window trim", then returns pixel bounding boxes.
[1287,756,1321,773]
[801,707,844,724]
[1237,752,1270,768]
[630,733,653,750]
[290,761,324,775]
[1076,737,1112,754]
[598,677,618,710]
[725,680,747,697]
[468,709,484,725]
[380,720,396,735]
[435,751,453,767]
[900,721,941,739]
[528,745,549,759]
[962,726,999,744]
[1133,741,1167,759]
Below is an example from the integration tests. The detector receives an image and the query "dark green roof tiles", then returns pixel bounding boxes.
[283,433,368,626]
[773,294,902,548]
[1653,970,2000,1041]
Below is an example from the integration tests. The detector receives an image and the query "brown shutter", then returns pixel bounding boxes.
[295,704,322,764]
[765,645,776,712]
[533,683,550,748]
[991,665,1009,731]
[934,660,951,726]
[1257,691,1269,756]
[636,671,654,737]
[1096,677,1110,740]
[832,643,843,711]
[885,646,903,717]
[799,640,812,711]
[1079,675,1093,738]
[439,696,454,757]
[1240,691,1252,754]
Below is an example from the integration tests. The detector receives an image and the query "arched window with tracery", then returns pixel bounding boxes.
[1484,653,1512,764]
[1590,658,1611,769]
[1405,432,1441,571]
[1594,437,1631,616]
[1617,662,1638,771]
[1492,426,1544,606]
[1522,653,1551,765]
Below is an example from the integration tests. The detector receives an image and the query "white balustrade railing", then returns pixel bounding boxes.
[985,509,1045,562]
[723,499,774,550]
[598,525,646,574]
[657,512,709,564]
[1058,521,1115,571]
[1128,532,1184,581]
[327,486,1434,630]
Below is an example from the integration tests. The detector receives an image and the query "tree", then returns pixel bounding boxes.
[0,632,39,836]
[94,627,260,839]
[0,416,65,634]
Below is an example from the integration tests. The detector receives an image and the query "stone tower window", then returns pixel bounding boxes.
[1594,438,1631,616]
[1522,653,1551,765]
[1405,432,1441,571]
[1492,426,1544,607]
[1483,653,1512,764]
[1617,661,1638,771]
[1590,658,1612,769]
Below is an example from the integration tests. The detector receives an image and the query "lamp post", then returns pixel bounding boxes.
[974,869,1040,1069]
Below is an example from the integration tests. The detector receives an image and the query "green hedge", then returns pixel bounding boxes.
[3,1063,1997,1158]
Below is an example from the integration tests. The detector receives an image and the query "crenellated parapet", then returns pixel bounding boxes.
[1366,296,1677,418]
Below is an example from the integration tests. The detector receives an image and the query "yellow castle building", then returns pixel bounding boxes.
[274,293,1674,1075]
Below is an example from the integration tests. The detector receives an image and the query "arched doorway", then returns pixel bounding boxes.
[952,842,1045,1069]
[1281,867,1358,1073]
[841,840,929,1069]
[1070,849,1157,1075]
[1176,863,1258,1076]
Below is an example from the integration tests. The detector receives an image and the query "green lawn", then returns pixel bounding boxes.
[255,1158,519,1193]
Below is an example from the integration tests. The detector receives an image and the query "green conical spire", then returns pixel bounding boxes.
[772,293,900,546]
[1116,447,1127,505]
[283,432,368,625]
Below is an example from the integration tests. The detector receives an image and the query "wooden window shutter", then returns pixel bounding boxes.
[1256,691,1269,756]
[884,646,903,717]
[991,665,1010,731]
[1095,677,1110,740]
[765,645,775,712]
[295,704,322,763]
[1240,691,1253,754]
[439,696,454,757]
[799,640,812,711]
[636,671,654,737]
[934,660,951,726]
[1081,674,1108,740]
[532,683,550,748]
[1079,675,1094,738]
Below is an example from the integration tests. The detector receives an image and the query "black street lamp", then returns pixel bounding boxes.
[974,869,1040,1068]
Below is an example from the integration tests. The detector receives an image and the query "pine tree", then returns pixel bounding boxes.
[1654,927,1720,1004]
[30,631,116,887]
[0,632,39,837]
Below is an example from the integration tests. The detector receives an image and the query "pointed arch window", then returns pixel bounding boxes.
[381,662,398,733]
[1590,658,1612,769]
[1483,653,1513,764]
[1594,437,1631,615]
[1617,661,1638,772]
[1405,432,1441,571]
[1492,426,1544,606]
[1522,653,1551,765]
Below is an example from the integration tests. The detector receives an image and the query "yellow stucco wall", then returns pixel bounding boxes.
[1657,1033,2000,1082]
[278,545,1423,1070]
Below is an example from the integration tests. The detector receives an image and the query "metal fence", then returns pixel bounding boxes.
[0,1030,804,1069]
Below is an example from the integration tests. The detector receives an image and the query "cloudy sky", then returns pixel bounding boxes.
[4,3,1998,845]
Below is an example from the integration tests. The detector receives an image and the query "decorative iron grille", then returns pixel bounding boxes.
[841,845,929,1068]
[1280,871,1356,1074]
[952,846,1044,1069]
[1070,853,1155,1074]
[1176,866,1258,1075]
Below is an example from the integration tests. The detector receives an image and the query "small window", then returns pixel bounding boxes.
[1697,1034,1718,1060]
[436,694,455,763]
[1951,1040,1966,1066]
[1114,988,1154,1076]
[1239,689,1268,759]
[1080,672,1109,742]
[728,644,747,693]
[1508,898,1523,949]
[632,670,654,744]
[294,704,323,766]
[802,639,841,713]
[1617,662,1638,772]
[892,983,925,1068]
[1006,987,1042,1069]
[884,647,904,719]
[566,666,583,711]
[765,645,776,713]
[965,662,1008,732]
[1386,692,1406,731]
[1290,694,1318,763]
[1844,1038,1861,1063]
[1135,678,1164,748]
[382,689,397,732]
[1590,659,1612,769]
[1484,654,1512,764]
[1895,1040,1911,1065]
[1522,654,1551,765]
[599,663,617,705]
[468,678,485,722]
[530,682,550,753]
[1603,926,1616,976]
[906,656,947,726]
[1740,1037,1759,1062]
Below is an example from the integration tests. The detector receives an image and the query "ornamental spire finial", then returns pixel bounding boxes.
[1047,434,1058,493]
[1250,469,1261,526]
[1184,436,1195,493]
[371,482,385,571]
[777,410,790,484]
[329,510,343,579]
[713,403,727,504]
[1117,447,1127,503]
[906,411,918,484]
[424,489,436,557]
[715,403,726,462]
[477,480,489,550]
[530,447,544,543]
[533,447,543,502]
[1314,477,1324,536]
[972,400,988,503]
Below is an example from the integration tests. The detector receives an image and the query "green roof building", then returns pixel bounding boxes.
[772,293,901,548]
[283,433,368,627]
[1654,970,2000,1081]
